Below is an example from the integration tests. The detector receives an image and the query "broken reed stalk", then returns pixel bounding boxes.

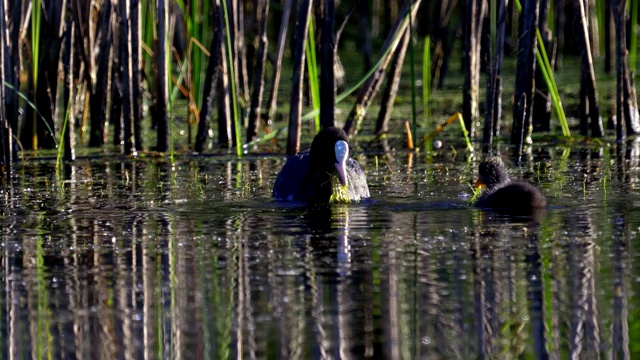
[287,0,313,155]
[246,0,269,143]
[375,28,411,137]
[266,0,293,122]
[404,120,414,150]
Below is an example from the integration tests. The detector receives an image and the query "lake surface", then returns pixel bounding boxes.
[1,140,640,359]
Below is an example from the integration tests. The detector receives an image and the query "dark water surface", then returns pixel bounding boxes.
[1,144,640,359]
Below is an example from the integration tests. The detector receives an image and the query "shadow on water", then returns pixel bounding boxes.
[1,143,640,358]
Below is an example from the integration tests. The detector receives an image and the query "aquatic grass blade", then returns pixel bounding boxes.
[306,18,320,133]
[3,82,58,147]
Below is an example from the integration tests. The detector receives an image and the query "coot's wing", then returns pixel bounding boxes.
[346,158,370,201]
[272,150,311,201]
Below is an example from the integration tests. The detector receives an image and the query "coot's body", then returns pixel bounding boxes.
[474,157,546,214]
[273,127,370,204]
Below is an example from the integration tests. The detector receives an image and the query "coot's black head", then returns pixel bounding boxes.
[309,126,350,187]
[476,157,510,190]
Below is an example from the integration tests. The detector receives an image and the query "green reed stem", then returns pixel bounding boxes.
[31,0,42,148]
[457,113,473,151]
[408,2,418,149]
[56,100,71,172]
[306,18,320,133]
[595,0,604,53]
[423,36,431,151]
[221,0,242,157]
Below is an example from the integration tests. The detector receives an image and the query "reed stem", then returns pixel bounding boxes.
[221,0,242,157]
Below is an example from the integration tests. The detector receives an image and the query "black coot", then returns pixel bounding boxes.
[474,157,547,214]
[273,127,370,203]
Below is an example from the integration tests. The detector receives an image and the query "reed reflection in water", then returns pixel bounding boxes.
[0,148,639,358]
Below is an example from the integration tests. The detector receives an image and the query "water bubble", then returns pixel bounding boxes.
[421,336,431,345]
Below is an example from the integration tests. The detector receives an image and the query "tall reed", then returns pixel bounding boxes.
[221,0,242,157]
[631,0,638,72]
